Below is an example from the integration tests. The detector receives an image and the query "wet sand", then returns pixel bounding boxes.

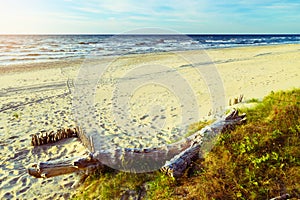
[0,44,299,199]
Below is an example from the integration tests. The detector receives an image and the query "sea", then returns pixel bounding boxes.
[0,34,300,66]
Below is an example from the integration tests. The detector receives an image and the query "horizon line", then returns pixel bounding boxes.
[0,33,299,36]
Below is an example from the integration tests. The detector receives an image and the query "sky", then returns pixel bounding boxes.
[0,0,299,34]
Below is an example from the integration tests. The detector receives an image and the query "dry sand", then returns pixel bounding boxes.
[0,44,299,199]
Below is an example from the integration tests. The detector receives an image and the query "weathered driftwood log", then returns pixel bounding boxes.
[28,109,246,178]
[160,109,246,177]
[28,154,103,178]
[161,145,201,177]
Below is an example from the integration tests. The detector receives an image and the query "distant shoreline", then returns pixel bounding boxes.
[0,35,299,66]
[1,43,300,74]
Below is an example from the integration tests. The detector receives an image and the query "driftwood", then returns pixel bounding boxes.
[28,109,246,178]
[161,109,246,177]
[31,127,79,146]
[28,154,103,178]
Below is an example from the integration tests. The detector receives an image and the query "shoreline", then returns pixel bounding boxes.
[1,43,299,74]
[0,43,299,199]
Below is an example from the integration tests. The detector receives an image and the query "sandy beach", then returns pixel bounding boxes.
[0,44,299,199]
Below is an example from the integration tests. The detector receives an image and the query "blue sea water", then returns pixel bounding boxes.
[0,34,299,65]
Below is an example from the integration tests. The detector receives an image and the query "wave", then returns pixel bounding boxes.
[0,34,299,66]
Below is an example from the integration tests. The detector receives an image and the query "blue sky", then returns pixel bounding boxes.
[0,0,299,34]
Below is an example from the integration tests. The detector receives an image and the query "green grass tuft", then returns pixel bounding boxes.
[246,98,260,103]
[13,112,20,119]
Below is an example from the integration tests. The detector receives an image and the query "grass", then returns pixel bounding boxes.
[246,97,260,103]
[186,120,214,137]
[72,88,300,200]
[72,170,175,200]
[169,120,214,144]
[13,112,20,119]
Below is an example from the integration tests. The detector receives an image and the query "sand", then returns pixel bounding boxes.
[0,44,299,199]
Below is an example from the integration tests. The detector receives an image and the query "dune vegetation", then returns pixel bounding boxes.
[72,88,300,200]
